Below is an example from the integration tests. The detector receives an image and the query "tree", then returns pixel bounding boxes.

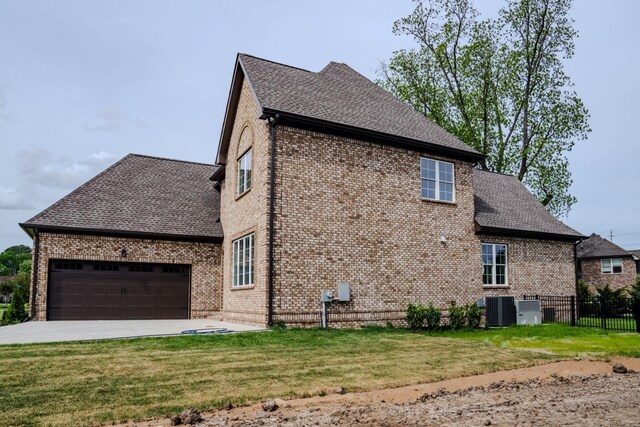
[379,0,590,216]
[0,263,30,325]
[0,245,32,277]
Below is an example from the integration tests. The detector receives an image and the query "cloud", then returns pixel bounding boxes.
[18,148,119,189]
[0,87,9,121]
[0,187,35,210]
[81,109,147,132]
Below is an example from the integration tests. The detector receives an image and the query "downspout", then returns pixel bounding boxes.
[574,239,582,297]
[30,228,40,320]
[267,114,279,327]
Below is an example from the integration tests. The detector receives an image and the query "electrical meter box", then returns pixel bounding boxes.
[338,283,350,302]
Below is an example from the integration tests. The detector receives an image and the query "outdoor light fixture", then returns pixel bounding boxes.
[121,247,127,258]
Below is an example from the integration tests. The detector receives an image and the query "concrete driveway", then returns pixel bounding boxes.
[0,319,264,345]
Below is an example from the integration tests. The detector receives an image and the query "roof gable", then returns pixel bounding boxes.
[216,53,483,165]
[22,154,223,240]
[576,234,633,259]
[474,169,583,240]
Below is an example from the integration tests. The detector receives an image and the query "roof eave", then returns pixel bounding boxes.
[476,225,585,242]
[18,223,224,244]
[261,108,486,163]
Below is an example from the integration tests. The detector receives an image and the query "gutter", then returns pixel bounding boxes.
[30,228,40,320]
[267,114,279,327]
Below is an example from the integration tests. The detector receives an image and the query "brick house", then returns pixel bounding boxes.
[577,234,638,290]
[20,53,584,326]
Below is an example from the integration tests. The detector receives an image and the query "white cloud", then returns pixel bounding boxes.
[18,147,118,189]
[81,109,147,132]
[0,186,35,210]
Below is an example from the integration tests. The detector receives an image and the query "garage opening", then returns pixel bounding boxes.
[47,260,191,320]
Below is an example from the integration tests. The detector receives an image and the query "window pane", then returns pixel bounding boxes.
[439,162,453,183]
[483,265,493,285]
[421,179,436,199]
[420,158,436,179]
[439,182,453,201]
[612,258,622,267]
[238,149,252,194]
[613,265,622,273]
[601,259,611,273]
[495,245,507,265]
[496,265,506,284]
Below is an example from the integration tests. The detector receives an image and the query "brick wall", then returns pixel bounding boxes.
[268,126,576,326]
[30,232,222,320]
[218,80,271,325]
[580,258,637,291]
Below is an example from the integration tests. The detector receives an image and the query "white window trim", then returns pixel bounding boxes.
[237,148,252,195]
[601,258,623,274]
[482,243,509,287]
[232,233,254,288]
[420,157,456,203]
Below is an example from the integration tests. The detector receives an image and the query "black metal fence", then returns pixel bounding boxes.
[523,294,640,333]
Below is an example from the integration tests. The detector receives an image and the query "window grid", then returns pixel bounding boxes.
[482,243,508,286]
[237,149,252,194]
[420,158,455,202]
[233,233,254,287]
[601,258,622,274]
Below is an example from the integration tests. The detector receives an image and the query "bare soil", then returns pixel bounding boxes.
[124,358,640,427]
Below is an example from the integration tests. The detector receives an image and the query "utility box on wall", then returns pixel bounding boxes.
[338,283,350,302]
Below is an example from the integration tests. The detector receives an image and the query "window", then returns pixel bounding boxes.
[482,243,508,286]
[420,158,454,202]
[129,265,154,273]
[237,148,252,194]
[601,258,622,274]
[233,233,254,287]
[93,264,119,272]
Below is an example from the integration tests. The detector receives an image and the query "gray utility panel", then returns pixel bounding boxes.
[515,299,542,325]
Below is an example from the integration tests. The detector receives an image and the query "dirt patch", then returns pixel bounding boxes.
[121,358,640,427]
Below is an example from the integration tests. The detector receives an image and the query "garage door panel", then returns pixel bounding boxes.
[47,261,190,320]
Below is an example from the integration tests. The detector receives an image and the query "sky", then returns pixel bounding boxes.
[0,0,639,251]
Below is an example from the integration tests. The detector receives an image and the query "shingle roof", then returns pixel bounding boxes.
[474,169,583,240]
[21,154,223,240]
[577,234,634,259]
[629,250,640,259]
[238,53,481,158]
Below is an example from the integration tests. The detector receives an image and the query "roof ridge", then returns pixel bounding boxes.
[22,154,132,225]
[474,168,516,178]
[239,53,314,74]
[128,153,214,167]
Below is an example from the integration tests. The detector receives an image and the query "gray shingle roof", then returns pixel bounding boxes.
[576,234,633,259]
[474,169,583,240]
[629,250,640,259]
[21,154,223,240]
[238,54,481,158]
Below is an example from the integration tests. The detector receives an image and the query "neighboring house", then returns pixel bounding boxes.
[20,53,584,326]
[577,234,637,290]
[629,250,640,276]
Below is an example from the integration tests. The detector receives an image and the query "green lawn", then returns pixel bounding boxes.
[0,324,638,426]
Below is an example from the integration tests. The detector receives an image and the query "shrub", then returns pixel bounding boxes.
[272,319,286,330]
[595,284,628,317]
[629,276,640,300]
[424,303,441,330]
[448,303,466,330]
[577,279,595,317]
[1,282,28,325]
[465,303,482,329]
[406,303,427,330]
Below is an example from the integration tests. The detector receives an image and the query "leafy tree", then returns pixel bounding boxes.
[379,0,590,216]
[629,276,640,300]
[0,245,32,277]
[1,281,28,325]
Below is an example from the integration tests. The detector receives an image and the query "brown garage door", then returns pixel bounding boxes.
[47,260,190,320]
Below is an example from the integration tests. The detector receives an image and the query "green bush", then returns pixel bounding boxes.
[595,284,629,317]
[1,282,28,325]
[406,303,427,330]
[448,303,466,330]
[629,276,640,300]
[424,303,441,330]
[465,303,482,329]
